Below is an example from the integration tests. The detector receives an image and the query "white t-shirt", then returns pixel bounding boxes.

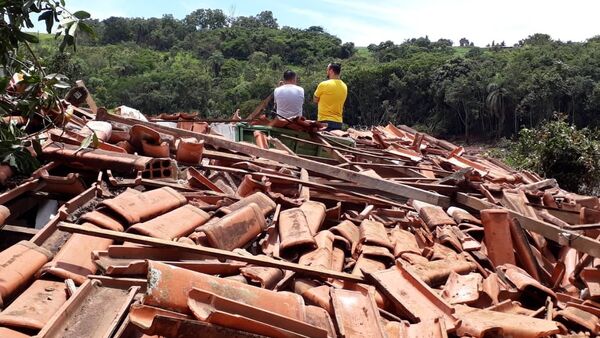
[274,84,304,119]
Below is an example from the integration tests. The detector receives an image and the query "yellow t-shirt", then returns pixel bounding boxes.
[314,79,347,123]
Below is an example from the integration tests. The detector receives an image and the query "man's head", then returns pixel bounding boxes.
[326,63,341,79]
[282,70,297,84]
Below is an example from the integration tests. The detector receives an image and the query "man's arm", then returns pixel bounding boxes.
[313,82,322,103]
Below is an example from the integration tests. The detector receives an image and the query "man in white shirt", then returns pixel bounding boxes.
[274,70,304,119]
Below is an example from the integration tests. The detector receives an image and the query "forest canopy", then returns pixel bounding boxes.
[31,9,600,140]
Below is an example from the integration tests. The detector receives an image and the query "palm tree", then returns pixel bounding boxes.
[486,83,510,138]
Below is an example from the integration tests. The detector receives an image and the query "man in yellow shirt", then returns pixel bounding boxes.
[313,63,347,131]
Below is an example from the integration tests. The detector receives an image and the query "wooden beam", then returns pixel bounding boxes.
[58,222,366,283]
[200,164,406,207]
[456,192,600,258]
[0,224,38,236]
[97,111,450,207]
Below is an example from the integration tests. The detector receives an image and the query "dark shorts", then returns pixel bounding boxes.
[319,121,343,131]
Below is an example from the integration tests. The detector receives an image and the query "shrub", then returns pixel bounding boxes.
[505,115,600,194]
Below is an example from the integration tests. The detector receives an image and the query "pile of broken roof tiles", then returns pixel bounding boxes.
[0,107,599,338]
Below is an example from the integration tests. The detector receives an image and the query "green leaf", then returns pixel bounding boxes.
[38,11,54,34]
[92,132,99,148]
[53,80,70,89]
[22,0,35,11]
[38,10,53,21]
[78,22,96,39]
[73,11,91,20]
[59,34,74,52]
[0,77,8,93]
[31,139,43,157]
[16,31,40,43]
[44,15,54,34]
[78,133,93,150]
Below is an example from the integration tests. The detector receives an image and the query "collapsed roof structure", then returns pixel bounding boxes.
[0,89,599,337]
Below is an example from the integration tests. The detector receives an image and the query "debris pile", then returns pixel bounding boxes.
[0,102,599,337]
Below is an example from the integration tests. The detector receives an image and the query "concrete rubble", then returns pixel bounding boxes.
[0,97,599,337]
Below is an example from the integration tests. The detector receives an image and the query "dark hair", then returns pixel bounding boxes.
[283,70,296,81]
[328,63,341,74]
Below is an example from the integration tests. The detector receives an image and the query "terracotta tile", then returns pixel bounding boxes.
[329,220,359,254]
[0,241,52,307]
[0,280,68,330]
[220,191,276,216]
[236,174,270,198]
[145,261,306,318]
[304,305,336,338]
[253,131,269,149]
[38,172,87,195]
[115,140,135,154]
[358,245,395,264]
[352,254,386,277]
[129,124,161,149]
[441,272,483,305]
[330,288,386,338]
[129,204,210,240]
[133,310,263,337]
[40,223,113,284]
[80,209,125,232]
[176,138,204,164]
[480,209,516,267]
[239,266,284,290]
[294,280,332,313]
[454,304,560,337]
[298,201,326,235]
[389,228,421,258]
[331,247,345,272]
[224,274,249,284]
[498,264,556,308]
[186,167,224,193]
[580,268,600,300]
[430,242,458,261]
[566,302,600,318]
[108,129,130,143]
[400,252,429,265]
[557,307,600,333]
[368,261,458,331]
[101,187,187,224]
[0,205,9,225]
[0,327,30,338]
[385,318,448,338]
[259,225,280,257]
[201,203,265,251]
[436,225,463,252]
[278,208,316,255]
[451,226,481,251]
[486,300,538,316]
[409,254,477,286]
[42,142,153,175]
[37,280,139,338]
[358,219,393,251]
[188,288,327,337]
[299,231,335,270]
[447,206,481,225]
[129,303,191,333]
[141,139,170,158]
[481,273,503,305]
[412,200,456,229]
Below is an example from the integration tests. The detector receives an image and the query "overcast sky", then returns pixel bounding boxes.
[57,0,599,46]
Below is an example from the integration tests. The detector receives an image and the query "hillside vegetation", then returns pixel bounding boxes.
[31,9,600,141]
